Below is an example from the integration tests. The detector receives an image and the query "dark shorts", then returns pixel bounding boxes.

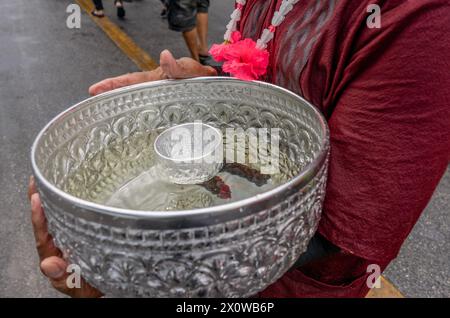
[168,0,210,32]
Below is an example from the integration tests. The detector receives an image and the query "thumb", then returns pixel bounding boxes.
[159,49,182,79]
[41,256,103,298]
[40,256,68,280]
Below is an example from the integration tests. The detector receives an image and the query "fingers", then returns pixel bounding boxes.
[160,50,217,79]
[29,182,101,298]
[28,175,37,201]
[88,69,164,96]
[41,257,102,298]
[88,71,153,96]
[177,57,217,78]
[30,193,62,261]
[88,49,217,96]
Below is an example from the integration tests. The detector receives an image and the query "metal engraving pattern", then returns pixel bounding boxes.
[32,78,330,297]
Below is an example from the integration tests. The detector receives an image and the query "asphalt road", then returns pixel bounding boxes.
[0,0,448,297]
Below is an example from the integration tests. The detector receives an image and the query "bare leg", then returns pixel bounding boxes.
[92,0,103,10]
[196,12,209,56]
[182,28,200,61]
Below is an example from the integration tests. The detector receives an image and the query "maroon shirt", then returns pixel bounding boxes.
[237,0,450,297]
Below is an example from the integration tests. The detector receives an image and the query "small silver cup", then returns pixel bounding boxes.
[154,122,223,184]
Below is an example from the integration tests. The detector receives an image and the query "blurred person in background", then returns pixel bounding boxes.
[167,0,210,64]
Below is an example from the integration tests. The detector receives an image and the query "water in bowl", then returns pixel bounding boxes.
[63,130,302,211]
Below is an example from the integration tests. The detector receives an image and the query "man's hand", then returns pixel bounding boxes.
[88,50,217,96]
[28,176,102,298]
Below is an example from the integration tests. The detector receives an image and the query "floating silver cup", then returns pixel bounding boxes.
[154,122,223,184]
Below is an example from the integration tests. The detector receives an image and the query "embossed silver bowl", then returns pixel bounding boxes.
[31,77,329,298]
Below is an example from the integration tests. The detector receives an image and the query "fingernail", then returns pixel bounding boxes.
[43,266,65,279]
[31,193,39,206]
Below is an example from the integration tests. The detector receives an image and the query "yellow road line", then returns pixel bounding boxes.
[76,0,158,71]
[366,276,404,298]
[78,0,405,300]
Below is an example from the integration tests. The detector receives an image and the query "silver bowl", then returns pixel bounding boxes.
[31,77,329,297]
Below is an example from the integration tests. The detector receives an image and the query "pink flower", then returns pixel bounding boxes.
[209,32,243,62]
[230,31,242,43]
[209,43,230,62]
[209,31,269,81]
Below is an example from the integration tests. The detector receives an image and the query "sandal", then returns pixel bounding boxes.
[91,10,105,18]
[199,54,212,66]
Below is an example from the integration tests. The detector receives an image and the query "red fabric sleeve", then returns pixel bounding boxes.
[317,0,450,263]
[261,0,450,297]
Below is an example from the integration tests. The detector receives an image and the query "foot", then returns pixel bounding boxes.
[91,10,105,18]
[115,1,126,19]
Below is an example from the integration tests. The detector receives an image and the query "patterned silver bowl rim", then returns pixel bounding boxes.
[31,77,330,225]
